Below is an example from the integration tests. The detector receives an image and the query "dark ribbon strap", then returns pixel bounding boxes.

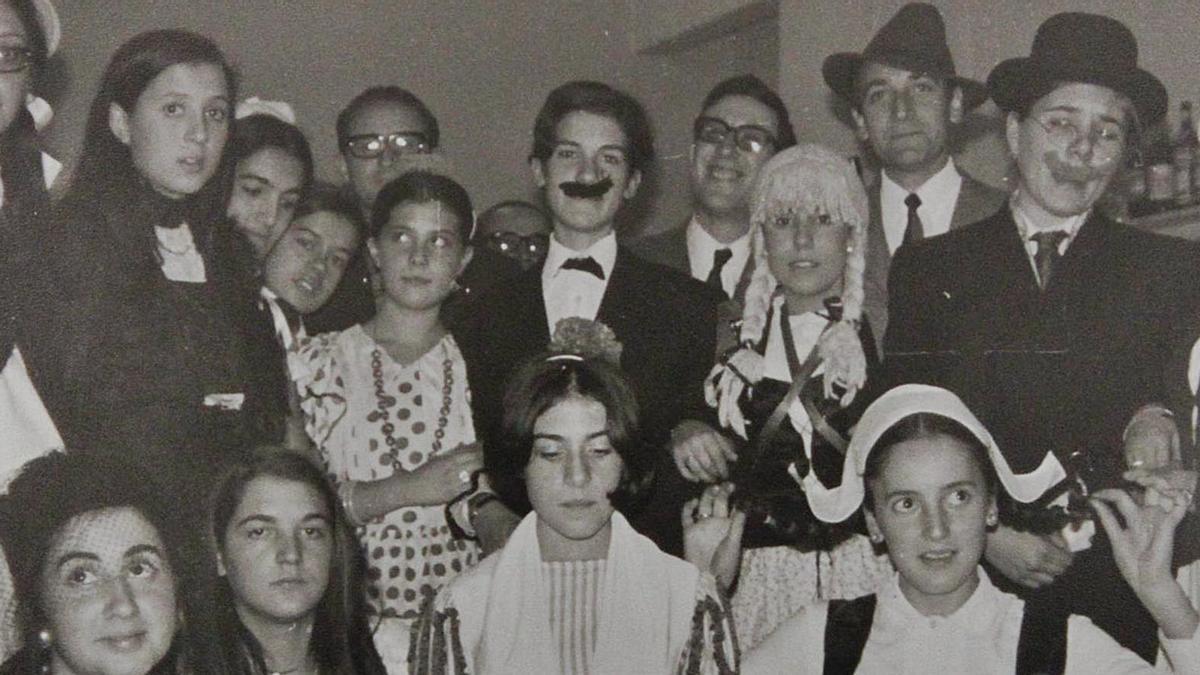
[778,305,848,455]
[752,306,828,475]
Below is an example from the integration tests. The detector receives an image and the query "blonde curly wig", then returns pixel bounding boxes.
[705,144,870,437]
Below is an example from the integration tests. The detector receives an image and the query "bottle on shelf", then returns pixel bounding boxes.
[1142,118,1176,215]
[1173,100,1199,207]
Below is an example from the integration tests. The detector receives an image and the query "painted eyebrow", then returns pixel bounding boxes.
[301,513,332,524]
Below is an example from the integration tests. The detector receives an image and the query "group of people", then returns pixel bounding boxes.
[0,0,1197,673]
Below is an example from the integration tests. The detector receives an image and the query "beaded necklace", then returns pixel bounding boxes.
[370,339,454,471]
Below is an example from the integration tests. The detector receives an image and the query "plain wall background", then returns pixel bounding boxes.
[42,0,775,238]
[38,1,1199,235]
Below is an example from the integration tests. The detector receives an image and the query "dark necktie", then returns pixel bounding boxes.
[903,193,924,245]
[706,248,733,295]
[560,256,605,280]
[1031,230,1069,290]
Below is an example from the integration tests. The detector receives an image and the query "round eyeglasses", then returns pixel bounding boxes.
[1032,113,1126,164]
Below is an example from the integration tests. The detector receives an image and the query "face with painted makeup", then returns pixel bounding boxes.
[532,111,641,248]
[40,507,178,675]
[1006,82,1131,220]
[526,394,624,562]
[109,62,231,200]
[865,433,997,617]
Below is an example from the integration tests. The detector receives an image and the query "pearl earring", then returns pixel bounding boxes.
[37,628,51,647]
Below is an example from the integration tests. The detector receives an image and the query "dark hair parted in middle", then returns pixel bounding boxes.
[862,412,999,513]
[207,448,387,675]
[229,113,315,196]
[335,85,440,150]
[488,354,655,515]
[369,170,474,241]
[700,74,798,150]
[530,80,655,174]
[73,29,237,202]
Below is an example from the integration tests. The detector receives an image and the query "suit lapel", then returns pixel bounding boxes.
[597,249,637,335]
[666,218,691,272]
[516,266,551,340]
[951,174,1005,230]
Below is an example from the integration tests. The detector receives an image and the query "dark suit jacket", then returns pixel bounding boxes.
[864,172,1007,348]
[885,207,1200,481]
[632,217,755,306]
[456,247,724,554]
[884,207,1200,657]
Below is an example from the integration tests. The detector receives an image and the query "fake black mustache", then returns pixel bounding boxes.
[559,177,614,199]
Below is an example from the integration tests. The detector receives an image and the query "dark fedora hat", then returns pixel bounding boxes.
[823,3,988,110]
[988,12,1166,125]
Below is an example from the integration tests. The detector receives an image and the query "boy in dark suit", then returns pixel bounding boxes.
[458,81,724,555]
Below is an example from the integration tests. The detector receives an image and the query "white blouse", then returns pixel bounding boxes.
[744,570,1199,674]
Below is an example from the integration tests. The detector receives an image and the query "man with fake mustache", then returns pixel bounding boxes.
[823,2,1006,344]
[458,80,725,556]
[885,12,1200,661]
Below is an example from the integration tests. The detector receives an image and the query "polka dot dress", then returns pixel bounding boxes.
[292,325,478,620]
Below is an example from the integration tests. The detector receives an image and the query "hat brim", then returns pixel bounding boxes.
[988,56,1167,125]
[823,52,989,111]
[31,0,60,58]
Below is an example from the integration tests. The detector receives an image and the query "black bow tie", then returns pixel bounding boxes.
[560,256,605,280]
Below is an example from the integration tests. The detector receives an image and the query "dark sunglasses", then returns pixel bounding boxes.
[343,131,432,159]
[477,231,549,259]
[693,116,777,154]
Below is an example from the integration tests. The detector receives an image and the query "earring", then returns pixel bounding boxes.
[37,628,51,647]
[986,512,998,527]
[846,244,855,254]
[868,532,884,544]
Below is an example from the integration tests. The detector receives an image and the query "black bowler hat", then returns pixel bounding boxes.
[988,12,1166,125]
[822,3,988,110]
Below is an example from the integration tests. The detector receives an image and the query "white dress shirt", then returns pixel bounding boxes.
[880,158,964,254]
[745,570,1200,674]
[685,216,750,297]
[542,232,617,336]
[1010,193,1087,286]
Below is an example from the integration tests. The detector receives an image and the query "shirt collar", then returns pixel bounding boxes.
[1010,190,1088,242]
[542,231,618,282]
[872,567,1005,646]
[880,157,961,206]
[686,215,751,258]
